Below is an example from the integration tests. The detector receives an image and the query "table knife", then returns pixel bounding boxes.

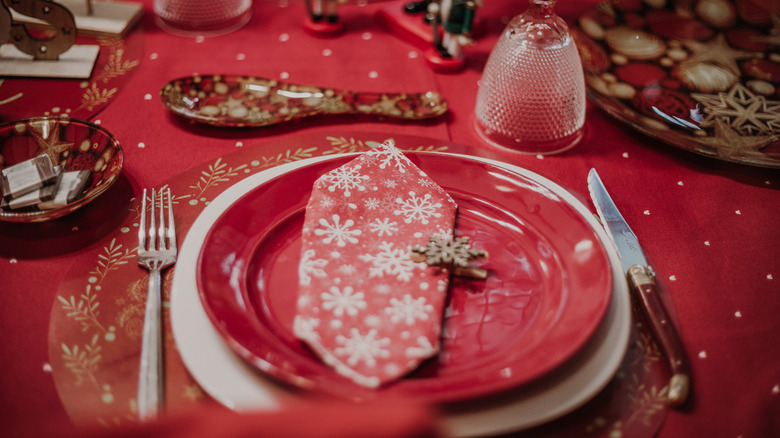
[587,169,690,407]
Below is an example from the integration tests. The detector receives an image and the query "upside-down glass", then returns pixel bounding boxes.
[154,0,252,36]
[474,0,586,155]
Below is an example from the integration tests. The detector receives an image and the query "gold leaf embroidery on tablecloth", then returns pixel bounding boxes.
[78,84,118,112]
[254,146,318,167]
[634,328,663,372]
[321,137,450,155]
[91,238,135,284]
[0,80,23,105]
[191,157,248,198]
[626,383,668,427]
[321,136,378,154]
[183,384,204,401]
[96,404,138,427]
[116,278,147,340]
[94,39,140,84]
[405,144,450,152]
[58,284,108,333]
[61,334,102,388]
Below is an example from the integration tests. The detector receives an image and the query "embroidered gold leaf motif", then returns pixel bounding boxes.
[183,384,204,401]
[0,80,23,105]
[58,284,107,333]
[189,157,248,199]
[322,136,373,155]
[90,238,135,284]
[407,144,450,152]
[620,375,668,429]
[95,48,140,84]
[61,334,102,387]
[78,84,118,112]
[255,147,318,166]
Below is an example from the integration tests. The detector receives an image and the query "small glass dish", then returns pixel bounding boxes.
[0,117,124,223]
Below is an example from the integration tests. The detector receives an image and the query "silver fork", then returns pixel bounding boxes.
[136,188,177,421]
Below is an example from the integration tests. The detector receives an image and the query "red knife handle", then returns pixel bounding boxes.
[627,265,691,407]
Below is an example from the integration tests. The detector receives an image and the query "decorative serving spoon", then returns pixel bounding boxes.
[159,75,448,127]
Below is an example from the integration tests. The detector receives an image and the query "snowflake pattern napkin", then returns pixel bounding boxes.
[294,140,458,388]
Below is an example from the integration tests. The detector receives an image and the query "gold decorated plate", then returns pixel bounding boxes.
[159,75,448,127]
[573,0,780,168]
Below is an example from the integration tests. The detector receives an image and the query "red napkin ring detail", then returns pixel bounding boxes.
[294,140,458,388]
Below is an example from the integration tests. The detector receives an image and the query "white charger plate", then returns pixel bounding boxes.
[170,153,631,437]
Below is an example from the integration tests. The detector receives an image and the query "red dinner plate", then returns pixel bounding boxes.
[197,152,612,403]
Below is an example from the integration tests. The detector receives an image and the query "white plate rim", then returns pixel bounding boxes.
[170,152,631,437]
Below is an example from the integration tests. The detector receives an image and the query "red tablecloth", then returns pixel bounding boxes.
[1,1,779,437]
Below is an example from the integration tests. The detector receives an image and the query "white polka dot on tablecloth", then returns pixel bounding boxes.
[236,53,246,60]
[622,152,629,158]
[643,210,650,215]
[408,51,418,59]
[42,363,52,372]
[144,94,152,100]
[150,53,158,60]
[704,241,710,246]
[536,154,544,160]
[735,311,742,318]
[772,384,780,394]
[322,48,333,56]
[677,181,684,186]
[279,33,290,42]
[669,275,676,281]
[195,36,205,43]
[362,32,372,40]
[236,141,243,147]
[138,142,145,148]
[368,71,379,78]
[278,0,289,7]
[94,120,101,124]
[9,258,17,264]
[768,274,774,280]
[699,350,707,359]
[280,71,290,79]
[735,210,742,215]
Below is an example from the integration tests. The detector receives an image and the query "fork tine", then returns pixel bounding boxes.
[166,189,176,250]
[157,189,165,251]
[149,189,157,251]
[138,188,147,252]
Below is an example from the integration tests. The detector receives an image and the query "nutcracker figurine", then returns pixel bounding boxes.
[426,0,480,72]
[304,0,346,35]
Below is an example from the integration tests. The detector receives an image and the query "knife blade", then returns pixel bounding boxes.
[587,168,690,407]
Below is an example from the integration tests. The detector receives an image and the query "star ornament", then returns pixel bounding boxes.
[690,117,777,157]
[691,83,780,137]
[682,33,759,76]
[28,120,74,164]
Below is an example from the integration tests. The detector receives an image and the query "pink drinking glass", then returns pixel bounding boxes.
[154,0,253,36]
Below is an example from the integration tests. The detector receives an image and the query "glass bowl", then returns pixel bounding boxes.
[0,117,124,223]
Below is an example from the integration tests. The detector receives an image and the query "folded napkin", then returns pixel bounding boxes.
[294,140,458,388]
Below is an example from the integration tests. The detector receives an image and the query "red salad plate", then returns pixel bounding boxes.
[196,152,612,403]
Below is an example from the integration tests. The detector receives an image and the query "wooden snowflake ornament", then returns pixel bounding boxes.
[411,235,488,279]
